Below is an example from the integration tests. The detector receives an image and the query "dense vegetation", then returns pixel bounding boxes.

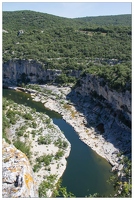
[83,64,131,92]
[75,14,131,26]
[3,12,131,63]
[3,11,131,91]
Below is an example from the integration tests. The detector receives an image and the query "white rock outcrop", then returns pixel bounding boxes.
[3,60,131,122]
[2,139,38,198]
[75,74,131,121]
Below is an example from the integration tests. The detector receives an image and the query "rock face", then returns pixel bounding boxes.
[3,59,131,123]
[3,59,81,86]
[75,74,131,122]
[3,59,62,85]
[2,139,38,198]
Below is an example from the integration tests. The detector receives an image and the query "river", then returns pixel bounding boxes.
[3,89,115,197]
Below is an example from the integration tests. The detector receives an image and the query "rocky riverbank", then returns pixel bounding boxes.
[17,84,131,178]
[2,97,71,197]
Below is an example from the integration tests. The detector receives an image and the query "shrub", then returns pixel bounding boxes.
[55,150,64,160]
[31,130,36,138]
[45,117,51,124]
[3,98,12,110]
[53,179,75,197]
[3,111,10,131]
[23,113,33,120]
[62,141,68,148]
[38,175,57,197]
[6,109,17,124]
[32,121,37,128]
[38,135,51,145]
[13,140,31,159]
[33,163,41,172]
[16,130,24,136]
[54,138,68,149]
[36,154,53,166]
[38,180,52,197]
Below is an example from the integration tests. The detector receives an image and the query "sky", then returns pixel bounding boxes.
[2,1,132,18]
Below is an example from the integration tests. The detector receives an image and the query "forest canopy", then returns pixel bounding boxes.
[2,11,131,91]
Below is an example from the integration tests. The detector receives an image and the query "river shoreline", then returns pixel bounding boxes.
[3,92,71,197]
[9,85,128,176]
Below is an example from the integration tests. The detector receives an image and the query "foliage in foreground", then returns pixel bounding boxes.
[39,177,75,198]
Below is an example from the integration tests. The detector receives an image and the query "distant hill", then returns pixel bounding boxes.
[75,14,132,26]
[2,10,131,64]
[3,11,131,31]
[3,10,78,31]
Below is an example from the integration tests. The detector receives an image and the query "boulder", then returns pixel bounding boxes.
[18,30,24,36]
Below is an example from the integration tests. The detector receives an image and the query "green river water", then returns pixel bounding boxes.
[3,89,115,197]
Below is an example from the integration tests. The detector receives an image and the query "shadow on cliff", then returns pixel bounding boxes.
[65,85,131,160]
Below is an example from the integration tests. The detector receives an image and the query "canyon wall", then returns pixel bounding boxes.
[2,60,131,195]
[3,59,62,85]
[3,59,131,122]
[75,74,131,122]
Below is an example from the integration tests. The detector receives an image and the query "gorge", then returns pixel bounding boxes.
[3,59,131,127]
[2,11,131,197]
[3,88,115,197]
[3,59,131,197]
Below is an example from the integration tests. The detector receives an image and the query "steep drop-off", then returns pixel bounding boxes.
[75,73,131,124]
[2,139,38,198]
[3,59,131,127]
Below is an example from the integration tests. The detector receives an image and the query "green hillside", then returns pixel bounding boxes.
[75,14,131,26]
[3,11,131,91]
[3,11,131,30]
[3,10,78,31]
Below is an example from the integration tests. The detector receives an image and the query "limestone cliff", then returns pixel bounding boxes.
[3,59,81,86]
[3,59,131,124]
[75,74,131,123]
[2,139,38,198]
[3,59,62,85]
